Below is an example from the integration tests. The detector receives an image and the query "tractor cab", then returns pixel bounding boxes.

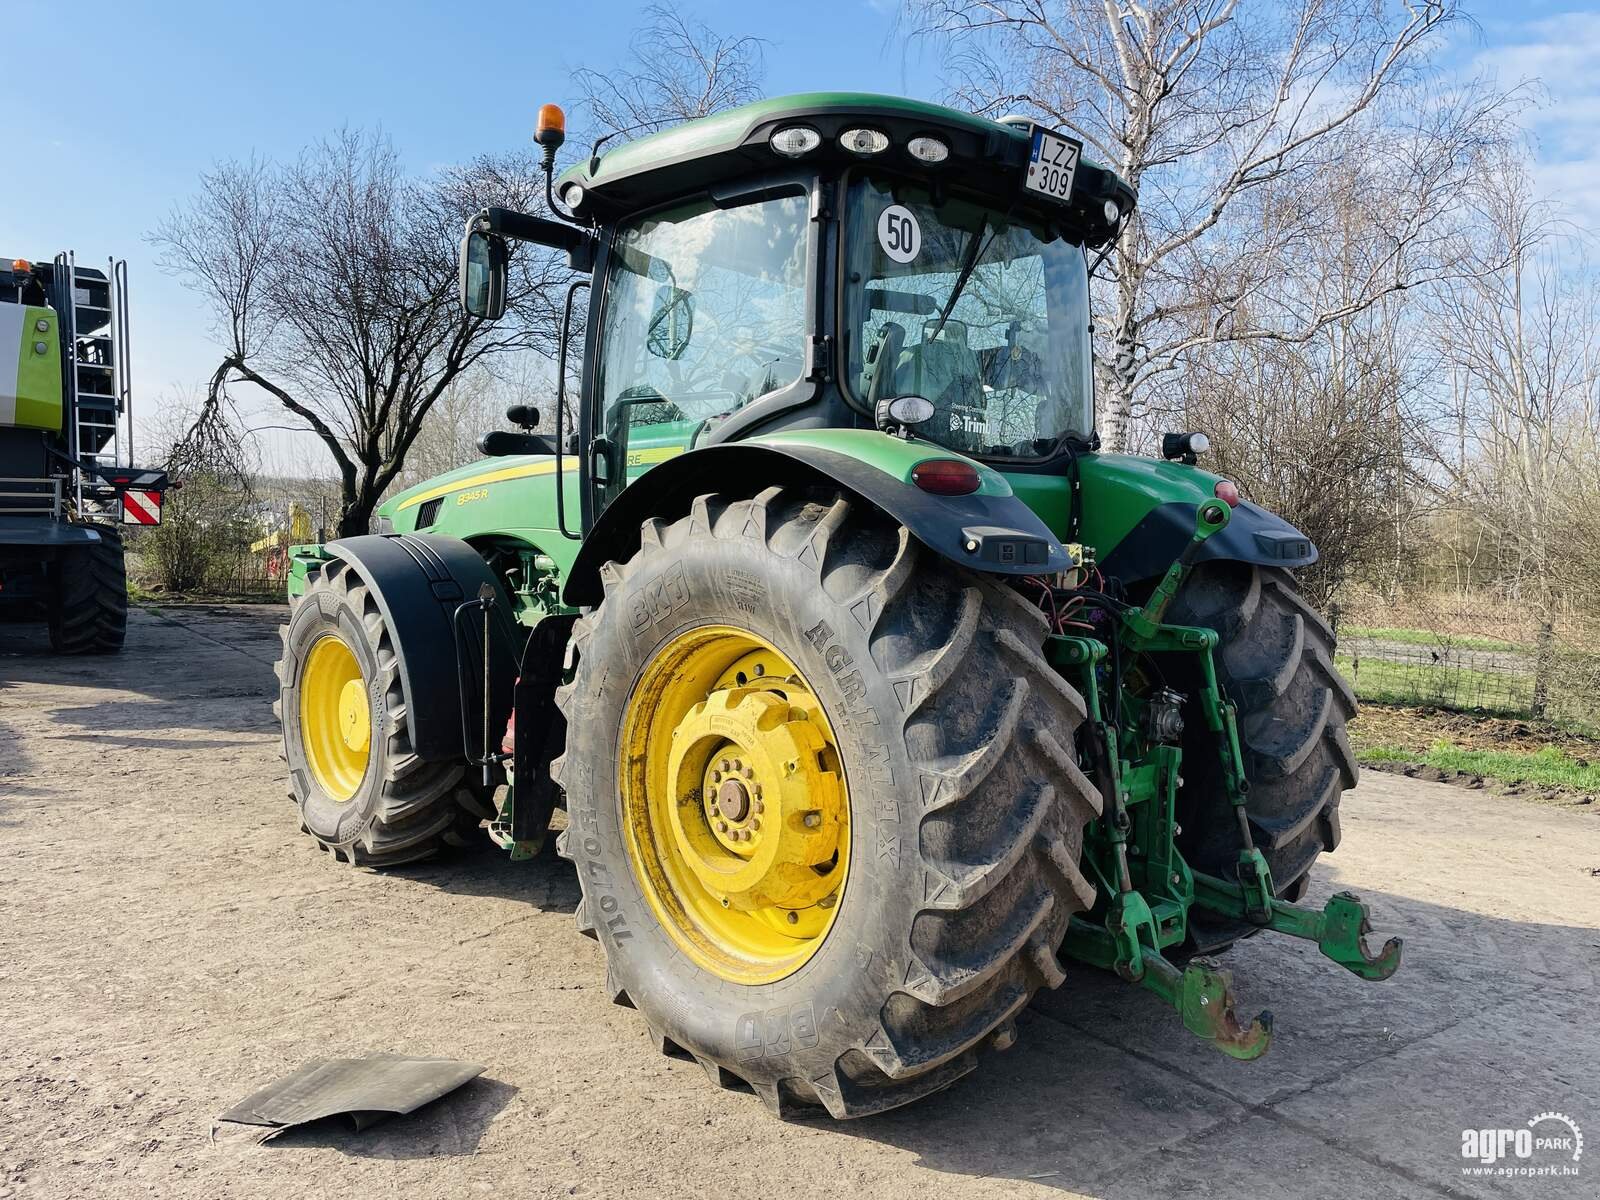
[460,93,1132,530]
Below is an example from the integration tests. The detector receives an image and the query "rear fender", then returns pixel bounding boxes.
[1077,453,1317,584]
[563,432,1072,606]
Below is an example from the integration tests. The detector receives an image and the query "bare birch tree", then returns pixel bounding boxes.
[1426,152,1600,706]
[909,0,1514,450]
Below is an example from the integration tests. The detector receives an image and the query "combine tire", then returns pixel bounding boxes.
[554,487,1102,1118]
[48,523,127,654]
[1165,562,1358,952]
[274,558,492,866]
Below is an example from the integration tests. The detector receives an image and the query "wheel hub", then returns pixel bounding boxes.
[298,633,370,802]
[716,778,751,823]
[338,678,371,753]
[666,686,843,914]
[619,626,850,984]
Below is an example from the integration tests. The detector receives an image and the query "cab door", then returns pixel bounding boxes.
[581,188,814,527]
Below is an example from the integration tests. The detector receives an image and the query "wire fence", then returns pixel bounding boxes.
[1329,593,1600,731]
[200,570,289,602]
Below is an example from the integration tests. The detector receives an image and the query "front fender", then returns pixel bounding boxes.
[320,534,519,763]
[563,430,1071,606]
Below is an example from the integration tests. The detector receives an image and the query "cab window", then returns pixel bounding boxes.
[595,192,810,495]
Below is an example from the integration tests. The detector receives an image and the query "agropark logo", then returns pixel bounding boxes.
[1462,1112,1583,1179]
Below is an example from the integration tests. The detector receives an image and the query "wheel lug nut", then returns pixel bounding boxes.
[716,820,728,833]
[741,766,754,779]
[753,799,764,814]
[720,759,731,773]
[750,818,761,832]
[786,911,799,925]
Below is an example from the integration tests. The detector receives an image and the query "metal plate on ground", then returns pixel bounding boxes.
[217,1053,487,1135]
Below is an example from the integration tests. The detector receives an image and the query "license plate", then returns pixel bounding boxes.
[1025,128,1081,204]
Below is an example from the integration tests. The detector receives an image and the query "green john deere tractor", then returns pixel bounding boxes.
[278,93,1398,1118]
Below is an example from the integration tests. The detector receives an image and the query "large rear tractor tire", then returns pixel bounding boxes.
[1165,562,1358,952]
[48,523,127,654]
[274,558,493,867]
[554,487,1102,1118]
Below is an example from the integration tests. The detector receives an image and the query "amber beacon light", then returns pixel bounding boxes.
[535,104,566,150]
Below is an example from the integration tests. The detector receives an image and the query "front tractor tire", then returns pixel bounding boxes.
[1167,562,1358,952]
[554,487,1102,1118]
[48,523,128,655]
[274,559,493,867]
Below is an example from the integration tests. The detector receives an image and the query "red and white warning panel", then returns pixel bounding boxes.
[121,488,163,526]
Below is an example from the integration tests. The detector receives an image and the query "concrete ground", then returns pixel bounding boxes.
[1,604,1595,1200]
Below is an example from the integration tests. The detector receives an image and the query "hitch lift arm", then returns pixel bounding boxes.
[1054,500,1399,1061]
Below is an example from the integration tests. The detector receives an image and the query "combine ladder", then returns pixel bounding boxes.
[50,252,132,516]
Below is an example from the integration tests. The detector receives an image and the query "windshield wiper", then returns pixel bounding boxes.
[926,217,993,343]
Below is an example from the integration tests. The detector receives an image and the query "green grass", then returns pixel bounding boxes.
[1344,625,1529,653]
[1358,740,1600,793]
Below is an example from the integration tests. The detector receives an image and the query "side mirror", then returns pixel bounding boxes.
[506,404,540,429]
[459,225,508,320]
[646,285,694,360]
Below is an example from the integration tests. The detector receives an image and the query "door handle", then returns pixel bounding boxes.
[589,436,614,487]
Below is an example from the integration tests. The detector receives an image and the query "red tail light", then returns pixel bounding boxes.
[911,459,980,496]
[1214,479,1240,506]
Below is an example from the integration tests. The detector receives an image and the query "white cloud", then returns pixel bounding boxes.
[1474,9,1600,229]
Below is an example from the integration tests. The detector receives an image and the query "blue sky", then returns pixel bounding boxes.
[3,1,939,465]
[4,1,1597,469]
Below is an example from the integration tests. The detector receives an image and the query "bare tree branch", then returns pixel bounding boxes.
[153,134,562,535]
[571,4,765,144]
[909,0,1520,451]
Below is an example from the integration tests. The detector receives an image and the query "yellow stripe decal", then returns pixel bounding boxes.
[397,458,567,510]
[627,445,686,467]
[396,445,685,512]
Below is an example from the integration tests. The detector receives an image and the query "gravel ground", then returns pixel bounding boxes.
[2,604,1596,1199]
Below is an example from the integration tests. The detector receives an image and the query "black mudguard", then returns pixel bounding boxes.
[323,533,519,763]
[564,443,1071,606]
[1098,498,1317,586]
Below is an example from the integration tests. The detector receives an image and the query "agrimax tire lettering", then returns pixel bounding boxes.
[803,619,900,866]
[803,618,868,705]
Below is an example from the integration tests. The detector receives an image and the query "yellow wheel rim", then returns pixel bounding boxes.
[620,625,850,985]
[299,634,371,802]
